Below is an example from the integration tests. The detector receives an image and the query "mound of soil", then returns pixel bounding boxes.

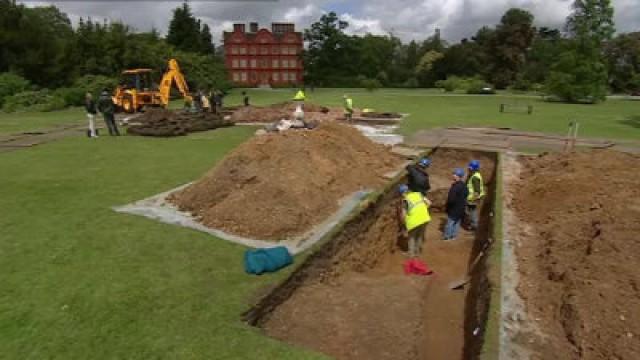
[128,109,233,137]
[514,150,640,360]
[169,122,400,240]
[230,101,342,123]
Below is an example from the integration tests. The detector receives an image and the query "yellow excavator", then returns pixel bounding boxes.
[113,59,192,113]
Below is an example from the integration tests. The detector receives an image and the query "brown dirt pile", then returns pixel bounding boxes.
[127,109,233,137]
[514,150,640,360]
[170,122,400,240]
[230,101,343,123]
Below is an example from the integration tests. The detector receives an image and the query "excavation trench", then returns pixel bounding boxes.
[244,148,498,360]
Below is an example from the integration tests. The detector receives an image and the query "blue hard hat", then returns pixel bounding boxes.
[419,158,431,167]
[453,168,465,178]
[398,184,409,194]
[468,160,480,171]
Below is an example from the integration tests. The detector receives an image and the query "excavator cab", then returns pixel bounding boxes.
[118,70,154,92]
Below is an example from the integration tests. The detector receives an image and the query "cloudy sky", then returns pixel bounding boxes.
[27,0,640,44]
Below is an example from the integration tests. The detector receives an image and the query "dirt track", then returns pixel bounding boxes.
[513,150,640,360]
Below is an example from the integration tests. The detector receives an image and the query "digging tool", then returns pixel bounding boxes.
[449,240,491,290]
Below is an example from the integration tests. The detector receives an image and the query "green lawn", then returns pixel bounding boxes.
[0,128,325,359]
[229,88,640,141]
[0,88,638,359]
[0,108,85,135]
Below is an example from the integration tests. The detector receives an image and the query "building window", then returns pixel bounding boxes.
[281,59,288,68]
[272,46,279,54]
[250,59,257,68]
[261,46,268,55]
[282,72,288,81]
[281,46,289,55]
[251,72,258,81]
[290,72,297,82]
[273,72,279,81]
[232,72,240,81]
[250,47,257,55]
[239,59,247,68]
[231,46,238,55]
[290,47,297,55]
[232,59,238,68]
[239,47,246,55]
[241,72,247,82]
[272,59,279,68]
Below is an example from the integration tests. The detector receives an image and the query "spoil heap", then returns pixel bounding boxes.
[230,101,342,123]
[514,150,640,360]
[127,109,233,137]
[170,122,399,240]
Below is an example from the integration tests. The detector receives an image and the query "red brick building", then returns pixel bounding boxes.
[223,22,304,87]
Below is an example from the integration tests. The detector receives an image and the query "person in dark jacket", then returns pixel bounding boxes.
[242,91,250,106]
[406,158,431,195]
[85,92,98,138]
[97,90,120,136]
[444,168,468,240]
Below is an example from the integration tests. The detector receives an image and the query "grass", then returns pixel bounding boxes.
[0,108,85,135]
[228,88,640,141]
[0,88,637,359]
[0,128,325,359]
[2,89,638,141]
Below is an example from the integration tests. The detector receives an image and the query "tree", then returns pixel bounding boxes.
[200,24,215,55]
[605,32,640,92]
[547,0,615,102]
[303,12,352,85]
[523,27,566,85]
[167,1,208,54]
[487,8,535,88]
[415,50,444,87]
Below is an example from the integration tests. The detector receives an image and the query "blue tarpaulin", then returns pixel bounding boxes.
[244,246,293,275]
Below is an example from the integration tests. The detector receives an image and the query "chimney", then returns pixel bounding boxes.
[250,22,258,33]
[233,23,245,33]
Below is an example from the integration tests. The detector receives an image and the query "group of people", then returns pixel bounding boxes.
[84,90,121,138]
[190,89,225,113]
[398,158,485,258]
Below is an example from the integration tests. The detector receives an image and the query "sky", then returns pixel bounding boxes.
[25,0,640,44]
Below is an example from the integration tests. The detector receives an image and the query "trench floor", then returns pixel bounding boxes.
[264,212,476,360]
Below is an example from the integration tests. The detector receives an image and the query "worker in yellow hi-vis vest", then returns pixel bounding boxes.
[398,184,431,258]
[343,94,353,122]
[466,160,485,231]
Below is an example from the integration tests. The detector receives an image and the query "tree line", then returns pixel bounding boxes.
[304,0,639,102]
[0,0,226,111]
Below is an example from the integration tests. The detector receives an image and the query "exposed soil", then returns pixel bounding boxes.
[230,101,343,124]
[249,148,497,360]
[127,109,233,137]
[361,111,402,119]
[169,122,400,240]
[513,150,640,360]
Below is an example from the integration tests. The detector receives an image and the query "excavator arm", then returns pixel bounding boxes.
[159,59,192,106]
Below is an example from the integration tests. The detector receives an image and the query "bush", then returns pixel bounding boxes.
[435,76,461,92]
[545,49,608,103]
[54,87,86,107]
[2,90,67,113]
[360,78,382,92]
[403,77,419,88]
[466,78,495,94]
[72,75,118,98]
[0,73,31,106]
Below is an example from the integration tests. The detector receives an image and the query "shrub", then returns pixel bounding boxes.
[466,78,495,94]
[435,76,461,92]
[72,75,118,98]
[54,87,86,107]
[2,90,66,113]
[0,73,31,106]
[403,77,419,88]
[545,49,608,103]
[361,78,382,92]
